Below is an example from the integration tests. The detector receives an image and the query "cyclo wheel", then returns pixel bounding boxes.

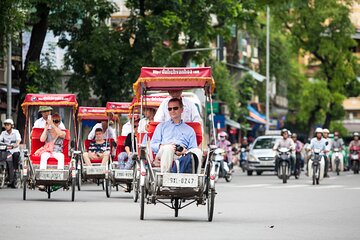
[105,178,112,198]
[76,159,82,191]
[71,177,76,201]
[174,198,179,217]
[132,164,139,202]
[207,188,215,222]
[23,176,27,200]
[0,168,5,189]
[140,185,145,220]
[282,164,287,184]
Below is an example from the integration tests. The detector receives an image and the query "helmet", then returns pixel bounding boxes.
[281,128,288,135]
[315,128,323,134]
[3,119,14,125]
[353,132,359,137]
[323,128,330,134]
[291,133,297,138]
[219,131,228,137]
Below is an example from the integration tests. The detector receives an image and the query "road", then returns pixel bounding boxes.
[1,169,360,240]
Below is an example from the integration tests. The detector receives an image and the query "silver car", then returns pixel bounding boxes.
[247,135,282,176]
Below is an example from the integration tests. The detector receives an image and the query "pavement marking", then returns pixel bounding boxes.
[234,184,272,188]
[266,184,309,189]
[345,187,360,190]
[314,185,345,189]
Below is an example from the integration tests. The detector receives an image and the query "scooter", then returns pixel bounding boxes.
[331,148,343,176]
[350,146,360,174]
[276,147,291,184]
[0,143,13,188]
[308,149,325,185]
[213,148,232,182]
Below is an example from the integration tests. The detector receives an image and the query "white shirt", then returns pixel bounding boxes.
[121,121,132,136]
[154,97,202,124]
[87,123,117,140]
[0,129,22,153]
[138,118,149,133]
[33,118,66,129]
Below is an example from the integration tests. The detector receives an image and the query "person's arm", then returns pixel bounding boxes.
[51,121,66,139]
[150,123,163,154]
[272,140,279,151]
[188,100,203,124]
[14,130,21,148]
[153,101,166,122]
[40,127,48,142]
[0,132,4,143]
[87,124,97,140]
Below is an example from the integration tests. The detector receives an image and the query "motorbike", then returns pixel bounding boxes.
[213,148,232,182]
[350,146,360,174]
[331,148,343,176]
[276,147,292,184]
[0,143,14,188]
[308,149,325,185]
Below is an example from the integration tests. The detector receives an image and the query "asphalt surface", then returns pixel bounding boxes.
[1,168,360,240]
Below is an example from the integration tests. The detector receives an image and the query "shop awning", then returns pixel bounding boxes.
[247,105,267,124]
[225,116,241,129]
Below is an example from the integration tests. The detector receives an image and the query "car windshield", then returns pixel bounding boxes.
[253,138,277,149]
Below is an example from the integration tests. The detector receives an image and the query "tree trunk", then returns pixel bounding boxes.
[307,105,321,138]
[322,102,335,130]
[16,3,50,138]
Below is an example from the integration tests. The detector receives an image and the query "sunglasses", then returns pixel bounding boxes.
[53,120,60,124]
[168,106,180,111]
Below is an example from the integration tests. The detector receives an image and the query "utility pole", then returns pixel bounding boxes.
[265,6,270,131]
[7,35,12,119]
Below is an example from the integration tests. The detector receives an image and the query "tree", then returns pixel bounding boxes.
[271,0,360,135]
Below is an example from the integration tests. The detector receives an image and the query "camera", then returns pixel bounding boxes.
[175,144,184,152]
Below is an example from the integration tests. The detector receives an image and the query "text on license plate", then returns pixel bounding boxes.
[162,174,198,187]
[114,170,133,179]
[39,171,64,180]
[86,167,106,175]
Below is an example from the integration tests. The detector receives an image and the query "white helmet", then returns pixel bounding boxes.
[3,119,14,125]
[315,128,323,134]
[323,128,330,134]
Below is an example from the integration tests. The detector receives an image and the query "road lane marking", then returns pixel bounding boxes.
[232,184,272,188]
[314,185,344,189]
[266,184,309,189]
[346,187,360,190]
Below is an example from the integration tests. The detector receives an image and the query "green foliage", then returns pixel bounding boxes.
[237,73,257,122]
[211,62,239,119]
[271,0,360,131]
[26,49,61,93]
[330,121,349,137]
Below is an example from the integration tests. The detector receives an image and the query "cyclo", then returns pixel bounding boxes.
[133,67,217,221]
[21,94,78,201]
[104,101,136,198]
[125,95,166,201]
[75,106,116,191]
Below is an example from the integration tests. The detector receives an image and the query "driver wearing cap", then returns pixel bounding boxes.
[33,106,65,129]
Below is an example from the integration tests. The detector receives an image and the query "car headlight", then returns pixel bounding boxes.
[248,154,258,162]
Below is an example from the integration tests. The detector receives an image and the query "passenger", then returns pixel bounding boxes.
[33,106,65,129]
[330,131,345,172]
[306,128,328,175]
[117,122,139,170]
[348,132,360,169]
[322,128,331,177]
[0,119,21,188]
[121,115,139,136]
[38,113,66,170]
[291,133,304,170]
[87,120,116,140]
[83,128,110,166]
[150,98,202,173]
[217,131,233,164]
[138,107,156,133]
[154,90,202,124]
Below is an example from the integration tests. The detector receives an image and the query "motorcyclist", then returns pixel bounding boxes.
[348,132,360,169]
[273,129,295,175]
[322,128,331,177]
[217,131,233,168]
[306,128,328,176]
[330,131,345,172]
[0,119,22,188]
[291,133,304,173]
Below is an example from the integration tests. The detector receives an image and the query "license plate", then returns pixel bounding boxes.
[86,166,106,175]
[114,170,133,179]
[261,161,274,166]
[38,171,64,180]
[162,174,198,188]
[352,155,359,160]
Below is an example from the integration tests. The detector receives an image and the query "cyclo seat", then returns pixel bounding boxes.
[30,128,71,166]
[84,138,114,164]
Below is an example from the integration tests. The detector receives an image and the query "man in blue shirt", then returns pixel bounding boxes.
[151,98,202,173]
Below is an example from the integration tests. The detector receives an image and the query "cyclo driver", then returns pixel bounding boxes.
[273,129,295,175]
[151,98,202,173]
[0,119,22,188]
